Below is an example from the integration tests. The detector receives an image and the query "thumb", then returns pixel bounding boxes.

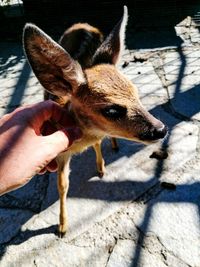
[43,127,82,155]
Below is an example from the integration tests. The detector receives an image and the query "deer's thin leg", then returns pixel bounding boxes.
[93,140,105,177]
[57,154,71,237]
[111,137,119,151]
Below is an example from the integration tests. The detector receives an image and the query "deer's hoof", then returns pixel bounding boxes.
[58,231,66,238]
[58,224,68,238]
[97,164,105,178]
[98,170,104,178]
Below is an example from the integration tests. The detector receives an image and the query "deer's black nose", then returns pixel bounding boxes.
[152,125,168,140]
[139,125,168,141]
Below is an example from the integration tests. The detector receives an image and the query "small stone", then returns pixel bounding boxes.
[122,61,129,68]
[131,52,150,63]
[149,150,168,160]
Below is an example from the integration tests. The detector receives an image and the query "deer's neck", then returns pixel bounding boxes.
[47,94,104,155]
[66,101,104,155]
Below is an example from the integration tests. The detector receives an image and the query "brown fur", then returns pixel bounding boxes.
[59,23,103,68]
[23,6,167,235]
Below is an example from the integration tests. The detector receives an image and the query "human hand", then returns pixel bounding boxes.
[0,100,82,195]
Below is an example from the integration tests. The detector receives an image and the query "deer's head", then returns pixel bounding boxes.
[23,6,167,144]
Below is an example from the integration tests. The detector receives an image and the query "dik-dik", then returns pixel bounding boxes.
[23,6,167,236]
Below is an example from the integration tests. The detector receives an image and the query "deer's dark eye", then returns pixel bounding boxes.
[101,105,127,120]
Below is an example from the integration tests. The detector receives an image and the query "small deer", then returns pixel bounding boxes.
[23,6,167,236]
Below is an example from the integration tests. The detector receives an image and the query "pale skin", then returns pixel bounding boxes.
[0,100,82,196]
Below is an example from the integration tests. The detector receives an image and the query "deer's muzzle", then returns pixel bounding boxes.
[139,124,168,141]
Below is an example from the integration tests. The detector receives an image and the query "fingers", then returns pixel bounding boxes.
[44,100,75,127]
[31,100,75,130]
[37,127,82,176]
[38,168,47,175]
[7,100,78,137]
[38,159,58,175]
[61,127,82,148]
[46,159,58,172]
[41,120,57,136]
[42,127,82,156]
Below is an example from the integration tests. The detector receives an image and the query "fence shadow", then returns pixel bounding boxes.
[130,46,199,267]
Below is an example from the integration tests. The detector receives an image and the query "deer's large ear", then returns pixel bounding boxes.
[92,6,128,65]
[23,24,86,96]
